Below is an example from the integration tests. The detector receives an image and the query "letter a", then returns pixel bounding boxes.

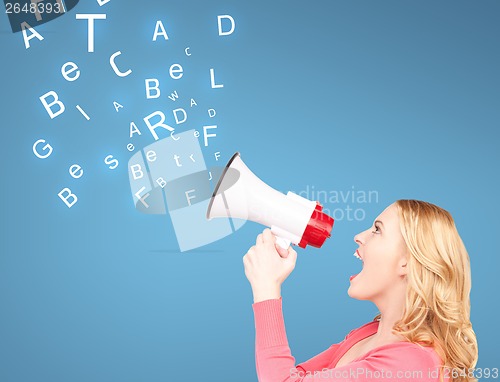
[113,101,123,112]
[129,122,141,137]
[21,22,44,49]
[153,21,169,41]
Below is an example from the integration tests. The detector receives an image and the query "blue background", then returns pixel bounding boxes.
[1,1,499,381]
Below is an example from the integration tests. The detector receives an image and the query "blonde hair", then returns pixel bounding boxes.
[373,200,478,382]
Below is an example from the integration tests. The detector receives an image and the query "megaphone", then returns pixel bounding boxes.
[206,152,334,249]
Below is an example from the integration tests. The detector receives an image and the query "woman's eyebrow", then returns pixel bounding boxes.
[374,220,384,227]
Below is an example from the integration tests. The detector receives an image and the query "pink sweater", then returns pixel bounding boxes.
[252,298,447,382]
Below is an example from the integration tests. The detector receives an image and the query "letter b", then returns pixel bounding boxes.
[131,164,144,180]
[39,90,65,119]
[58,188,78,208]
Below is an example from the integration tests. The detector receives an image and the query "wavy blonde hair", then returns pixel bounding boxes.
[373,200,478,382]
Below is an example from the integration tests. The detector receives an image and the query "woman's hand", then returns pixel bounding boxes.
[243,228,298,303]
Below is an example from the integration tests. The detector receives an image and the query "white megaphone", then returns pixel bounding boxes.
[206,152,334,249]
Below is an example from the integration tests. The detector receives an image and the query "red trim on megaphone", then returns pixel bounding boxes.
[297,203,334,248]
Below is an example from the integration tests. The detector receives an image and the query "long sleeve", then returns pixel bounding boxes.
[253,297,294,381]
[252,298,445,382]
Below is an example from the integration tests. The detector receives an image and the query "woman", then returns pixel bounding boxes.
[243,200,478,382]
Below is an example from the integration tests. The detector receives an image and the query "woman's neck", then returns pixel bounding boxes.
[372,285,407,344]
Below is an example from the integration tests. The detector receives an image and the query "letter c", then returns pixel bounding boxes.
[110,51,132,77]
[170,131,180,141]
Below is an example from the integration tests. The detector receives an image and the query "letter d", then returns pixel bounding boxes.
[217,15,235,36]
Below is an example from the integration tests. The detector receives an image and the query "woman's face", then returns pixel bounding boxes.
[347,203,409,301]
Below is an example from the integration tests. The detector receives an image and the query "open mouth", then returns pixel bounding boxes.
[350,250,363,281]
[353,249,363,261]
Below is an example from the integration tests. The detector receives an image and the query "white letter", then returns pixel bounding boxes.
[69,164,83,179]
[135,187,150,208]
[131,164,144,180]
[203,125,217,146]
[75,14,106,53]
[153,21,169,41]
[61,62,80,82]
[168,90,179,101]
[145,79,160,99]
[110,51,132,77]
[210,68,224,88]
[33,139,53,159]
[76,105,90,120]
[172,108,187,124]
[156,177,166,188]
[104,155,119,169]
[169,64,183,80]
[214,152,221,161]
[217,15,235,36]
[21,22,44,49]
[190,98,197,107]
[185,189,196,206]
[97,0,111,6]
[113,101,123,112]
[126,143,134,152]
[58,188,78,208]
[129,122,141,137]
[143,111,174,141]
[173,155,182,167]
[208,108,216,118]
[185,47,191,56]
[146,150,157,162]
[39,91,65,119]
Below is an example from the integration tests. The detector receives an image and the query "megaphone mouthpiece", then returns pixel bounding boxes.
[206,152,334,249]
[297,204,334,248]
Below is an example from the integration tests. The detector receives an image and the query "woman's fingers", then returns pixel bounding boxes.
[262,228,275,244]
[244,230,298,290]
[285,247,298,270]
[261,228,293,258]
[255,233,263,245]
[275,243,289,258]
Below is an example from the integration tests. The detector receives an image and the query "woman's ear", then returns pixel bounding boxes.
[398,253,409,276]
[399,262,408,276]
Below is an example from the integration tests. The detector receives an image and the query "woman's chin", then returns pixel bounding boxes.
[347,283,370,300]
[347,291,370,301]
[347,286,358,299]
[347,273,361,298]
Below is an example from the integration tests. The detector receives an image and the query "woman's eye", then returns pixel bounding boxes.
[371,225,380,234]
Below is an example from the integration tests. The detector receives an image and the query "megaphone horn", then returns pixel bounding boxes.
[206,152,334,249]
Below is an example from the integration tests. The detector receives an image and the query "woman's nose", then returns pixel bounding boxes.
[354,232,363,246]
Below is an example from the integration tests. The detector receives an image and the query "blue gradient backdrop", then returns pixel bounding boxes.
[1,1,499,381]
